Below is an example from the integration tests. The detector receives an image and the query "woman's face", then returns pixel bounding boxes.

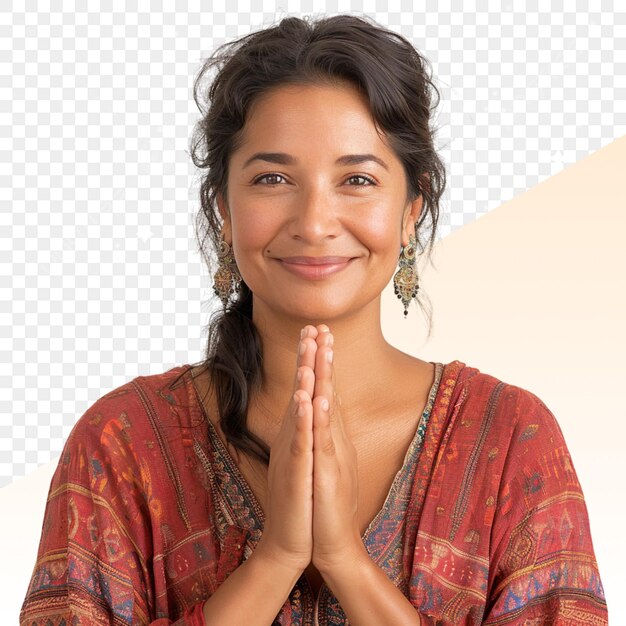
[219,81,423,324]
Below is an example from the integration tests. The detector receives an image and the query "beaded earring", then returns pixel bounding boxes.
[212,236,242,308]
[393,230,419,318]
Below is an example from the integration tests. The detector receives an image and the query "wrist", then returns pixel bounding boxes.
[317,546,376,602]
[314,540,370,577]
[253,538,309,576]
[201,542,306,625]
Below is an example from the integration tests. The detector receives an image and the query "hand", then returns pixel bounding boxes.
[255,325,318,572]
[309,325,362,574]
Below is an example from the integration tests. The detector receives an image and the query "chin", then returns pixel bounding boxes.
[252,286,376,324]
[254,293,336,319]
[281,299,367,325]
[284,304,344,322]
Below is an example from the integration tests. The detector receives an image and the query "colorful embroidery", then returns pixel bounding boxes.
[20,361,607,625]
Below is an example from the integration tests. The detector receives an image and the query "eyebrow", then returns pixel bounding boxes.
[242,152,389,171]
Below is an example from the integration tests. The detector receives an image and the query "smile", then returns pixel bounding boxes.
[277,258,355,280]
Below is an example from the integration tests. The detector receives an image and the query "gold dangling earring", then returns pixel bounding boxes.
[393,230,419,318]
[212,236,242,308]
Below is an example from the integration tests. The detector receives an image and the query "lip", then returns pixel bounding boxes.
[277,257,355,280]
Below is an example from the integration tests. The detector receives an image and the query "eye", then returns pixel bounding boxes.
[253,173,286,185]
[346,174,376,186]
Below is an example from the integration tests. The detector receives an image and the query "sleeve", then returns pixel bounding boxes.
[483,389,608,624]
[19,388,207,626]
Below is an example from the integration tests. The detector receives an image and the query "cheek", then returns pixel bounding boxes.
[230,212,278,268]
[231,209,271,244]
[358,209,402,250]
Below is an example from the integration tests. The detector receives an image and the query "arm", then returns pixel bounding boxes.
[22,329,321,626]
[319,547,422,626]
[20,396,312,626]
[201,542,303,625]
[19,392,204,626]
[483,391,607,624]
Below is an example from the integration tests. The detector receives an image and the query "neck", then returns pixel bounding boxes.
[250,296,403,424]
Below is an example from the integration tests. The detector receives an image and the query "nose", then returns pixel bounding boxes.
[288,185,341,243]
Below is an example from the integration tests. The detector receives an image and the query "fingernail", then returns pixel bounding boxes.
[299,341,306,355]
[319,324,330,332]
[326,349,333,363]
[296,370,302,381]
[321,398,329,411]
[300,327,306,339]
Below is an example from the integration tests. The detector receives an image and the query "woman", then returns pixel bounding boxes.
[20,14,607,626]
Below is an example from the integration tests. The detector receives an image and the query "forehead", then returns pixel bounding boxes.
[237,81,392,154]
[248,79,369,112]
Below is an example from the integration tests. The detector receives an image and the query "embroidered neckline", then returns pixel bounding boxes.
[189,362,445,542]
[186,360,464,619]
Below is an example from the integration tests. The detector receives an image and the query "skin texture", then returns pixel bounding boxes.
[202,82,430,624]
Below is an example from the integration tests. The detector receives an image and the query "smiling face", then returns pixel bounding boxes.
[218,80,423,326]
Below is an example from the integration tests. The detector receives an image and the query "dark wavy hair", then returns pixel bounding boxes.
[179,13,447,466]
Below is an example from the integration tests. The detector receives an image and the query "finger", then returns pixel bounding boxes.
[312,394,335,459]
[295,365,315,401]
[290,389,313,458]
[297,328,318,373]
[280,384,311,438]
[302,324,319,341]
[313,340,334,416]
[315,326,333,352]
[295,329,317,400]
[327,355,346,436]
[316,323,330,336]
[313,332,347,440]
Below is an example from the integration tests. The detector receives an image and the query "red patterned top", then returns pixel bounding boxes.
[20,360,607,624]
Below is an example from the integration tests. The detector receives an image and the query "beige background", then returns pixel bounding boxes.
[5,136,624,622]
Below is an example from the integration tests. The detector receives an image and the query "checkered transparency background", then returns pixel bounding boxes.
[1,2,625,487]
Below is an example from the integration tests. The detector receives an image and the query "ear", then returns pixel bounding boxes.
[216,191,232,242]
[401,192,423,248]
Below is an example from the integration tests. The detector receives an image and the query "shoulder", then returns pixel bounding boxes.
[41,363,214,545]
[444,361,587,521]
[445,360,566,448]
[69,363,196,435]
[434,360,581,513]
[21,364,206,625]
[56,364,200,485]
[431,360,573,487]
